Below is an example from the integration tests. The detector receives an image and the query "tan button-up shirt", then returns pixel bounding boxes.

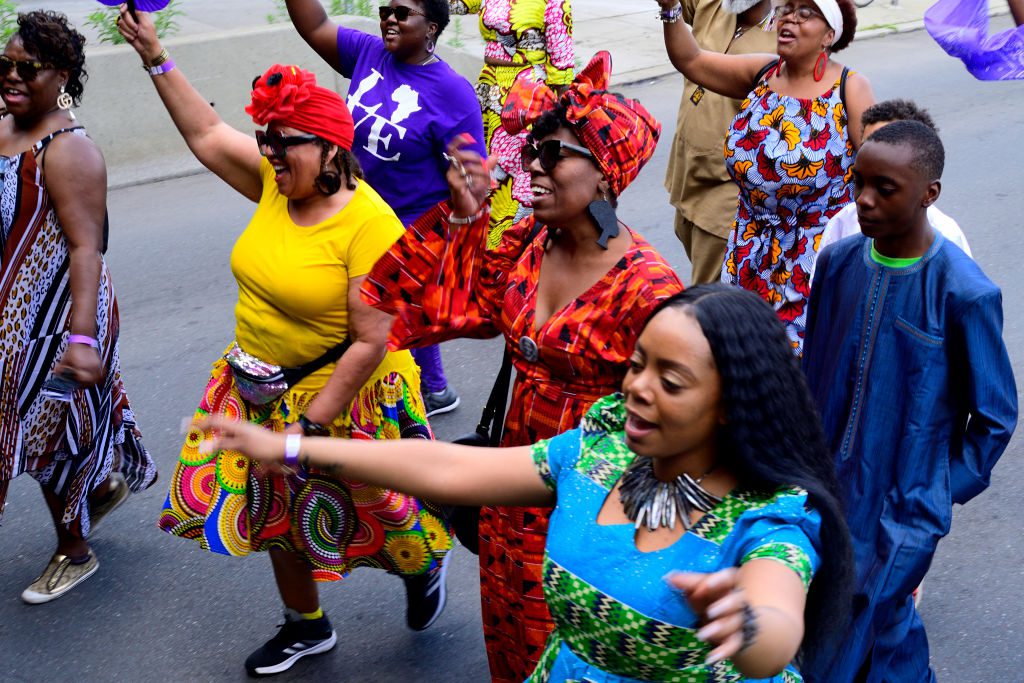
[664,0,777,238]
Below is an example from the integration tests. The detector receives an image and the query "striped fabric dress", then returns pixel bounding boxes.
[0,127,156,537]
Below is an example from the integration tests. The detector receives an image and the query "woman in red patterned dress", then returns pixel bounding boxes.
[363,52,682,682]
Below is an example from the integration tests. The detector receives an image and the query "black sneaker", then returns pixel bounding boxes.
[403,557,450,631]
[423,386,461,417]
[244,610,337,677]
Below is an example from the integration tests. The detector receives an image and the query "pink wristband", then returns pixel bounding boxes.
[68,334,98,349]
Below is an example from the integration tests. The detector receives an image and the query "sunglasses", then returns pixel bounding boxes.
[378,5,427,22]
[521,139,594,173]
[772,4,826,23]
[0,56,55,82]
[255,130,319,158]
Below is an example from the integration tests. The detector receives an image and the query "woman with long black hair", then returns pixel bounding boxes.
[198,284,853,681]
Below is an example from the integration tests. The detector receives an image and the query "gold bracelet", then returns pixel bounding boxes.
[142,48,169,70]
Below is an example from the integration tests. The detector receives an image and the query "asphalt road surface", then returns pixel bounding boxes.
[1,25,1022,683]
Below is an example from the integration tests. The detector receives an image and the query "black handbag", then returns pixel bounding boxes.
[449,347,513,554]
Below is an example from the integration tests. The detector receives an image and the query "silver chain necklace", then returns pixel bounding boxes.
[618,457,722,532]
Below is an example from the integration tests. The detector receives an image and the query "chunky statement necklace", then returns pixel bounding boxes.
[619,457,722,532]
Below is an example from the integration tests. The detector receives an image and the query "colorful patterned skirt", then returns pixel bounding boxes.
[475,62,541,249]
[157,359,452,580]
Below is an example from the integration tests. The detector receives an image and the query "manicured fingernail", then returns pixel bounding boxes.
[180,417,193,434]
[705,651,724,665]
[707,603,725,620]
[696,625,715,642]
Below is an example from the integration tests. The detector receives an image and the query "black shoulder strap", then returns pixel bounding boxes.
[839,66,851,108]
[753,59,779,88]
[34,126,85,155]
[281,337,353,387]
[475,219,547,446]
[34,126,86,175]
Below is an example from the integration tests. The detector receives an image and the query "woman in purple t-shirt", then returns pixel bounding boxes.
[285,0,486,419]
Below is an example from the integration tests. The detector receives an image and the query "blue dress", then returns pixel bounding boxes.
[526,394,822,683]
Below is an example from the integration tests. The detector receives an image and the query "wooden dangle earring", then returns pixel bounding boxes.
[588,190,619,249]
[314,144,342,195]
[813,49,828,82]
[57,83,75,119]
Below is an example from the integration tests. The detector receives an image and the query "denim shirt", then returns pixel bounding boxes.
[801,233,1017,681]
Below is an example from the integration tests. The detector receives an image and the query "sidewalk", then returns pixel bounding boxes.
[14,0,1014,86]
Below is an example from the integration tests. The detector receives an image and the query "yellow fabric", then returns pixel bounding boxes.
[664,0,777,238]
[301,607,324,620]
[230,159,417,391]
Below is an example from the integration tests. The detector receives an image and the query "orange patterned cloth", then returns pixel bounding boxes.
[362,202,681,681]
[500,51,661,197]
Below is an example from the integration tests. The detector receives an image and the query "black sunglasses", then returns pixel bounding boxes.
[521,139,594,173]
[0,55,55,82]
[255,130,319,158]
[378,5,427,22]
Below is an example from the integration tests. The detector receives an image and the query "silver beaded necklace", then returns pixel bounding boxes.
[618,457,722,532]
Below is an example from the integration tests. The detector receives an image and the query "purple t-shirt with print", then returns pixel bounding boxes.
[336,27,486,225]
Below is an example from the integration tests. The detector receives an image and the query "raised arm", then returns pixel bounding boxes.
[656,0,776,100]
[117,8,262,201]
[200,414,556,508]
[1011,0,1024,26]
[285,0,343,71]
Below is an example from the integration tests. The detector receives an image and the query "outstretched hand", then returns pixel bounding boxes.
[117,4,162,63]
[195,415,289,468]
[667,568,753,665]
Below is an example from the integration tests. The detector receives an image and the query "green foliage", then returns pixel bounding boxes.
[268,0,376,24]
[86,0,185,45]
[446,16,465,49]
[0,0,18,47]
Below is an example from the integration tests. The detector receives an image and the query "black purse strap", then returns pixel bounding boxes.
[476,348,513,447]
[280,337,352,387]
[473,219,546,447]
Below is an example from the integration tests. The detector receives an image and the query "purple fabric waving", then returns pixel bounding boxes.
[925,0,1024,80]
[96,0,171,10]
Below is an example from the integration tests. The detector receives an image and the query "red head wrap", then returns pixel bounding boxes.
[500,52,661,197]
[246,64,355,152]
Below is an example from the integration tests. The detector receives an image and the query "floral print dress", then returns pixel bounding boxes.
[449,0,574,247]
[721,62,855,353]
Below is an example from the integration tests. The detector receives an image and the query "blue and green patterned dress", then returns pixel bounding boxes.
[527,394,821,683]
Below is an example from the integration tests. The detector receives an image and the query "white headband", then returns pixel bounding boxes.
[811,0,845,46]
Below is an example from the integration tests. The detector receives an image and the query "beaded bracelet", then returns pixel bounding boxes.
[659,3,683,23]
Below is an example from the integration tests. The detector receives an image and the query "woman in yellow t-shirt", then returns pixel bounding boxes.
[119,11,452,678]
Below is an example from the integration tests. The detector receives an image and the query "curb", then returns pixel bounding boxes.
[615,8,1013,88]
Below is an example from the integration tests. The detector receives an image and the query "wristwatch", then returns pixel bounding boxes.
[297,414,331,437]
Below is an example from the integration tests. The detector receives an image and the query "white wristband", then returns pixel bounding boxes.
[284,433,301,468]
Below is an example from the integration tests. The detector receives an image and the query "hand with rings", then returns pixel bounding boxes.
[444,134,491,219]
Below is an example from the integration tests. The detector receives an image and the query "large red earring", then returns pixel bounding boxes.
[813,51,828,82]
